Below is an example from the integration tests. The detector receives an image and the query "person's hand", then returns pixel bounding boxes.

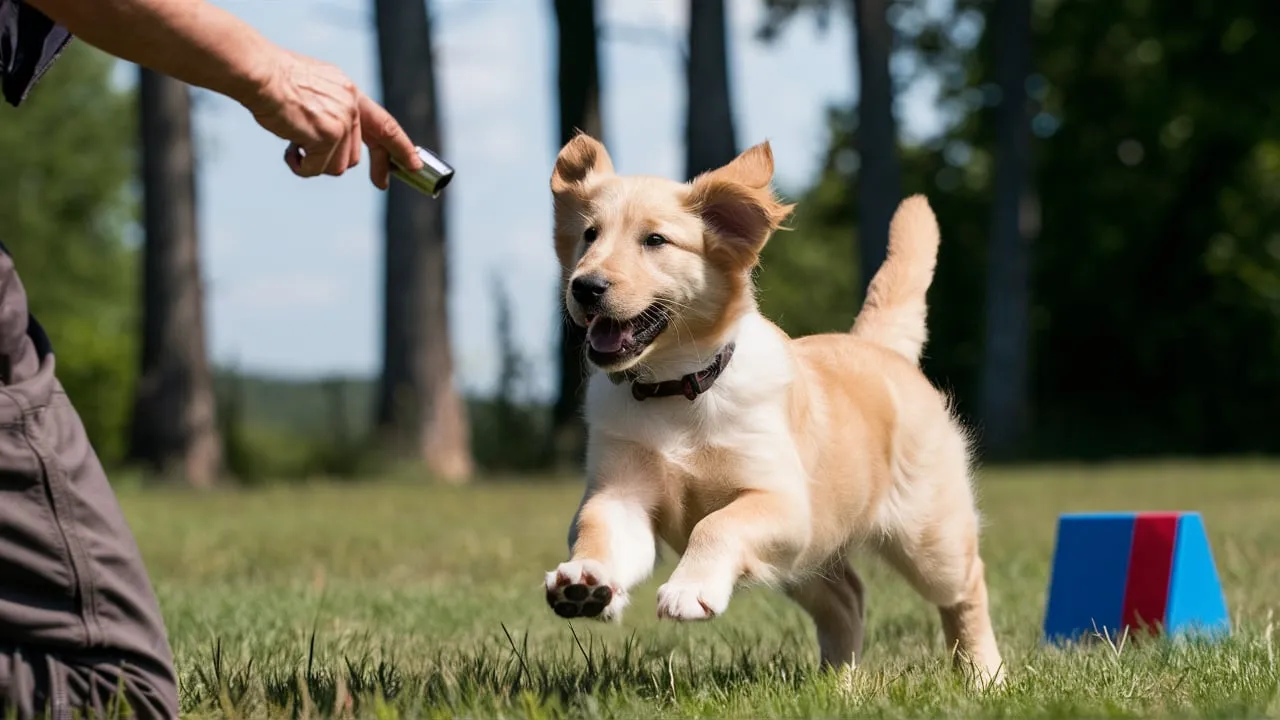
[239,50,422,189]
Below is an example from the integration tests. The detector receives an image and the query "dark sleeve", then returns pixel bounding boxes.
[0,0,72,107]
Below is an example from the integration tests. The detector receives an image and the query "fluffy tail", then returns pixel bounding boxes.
[850,194,941,365]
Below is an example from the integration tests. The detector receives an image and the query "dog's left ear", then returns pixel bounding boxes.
[686,141,795,269]
[551,133,614,273]
[551,132,614,195]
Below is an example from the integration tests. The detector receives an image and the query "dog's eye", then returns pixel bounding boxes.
[583,227,598,243]
[643,233,668,248]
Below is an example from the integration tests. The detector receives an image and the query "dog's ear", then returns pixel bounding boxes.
[551,132,614,194]
[686,142,794,270]
[551,132,614,274]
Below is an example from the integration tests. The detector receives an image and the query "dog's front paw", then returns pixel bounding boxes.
[656,580,730,621]
[544,559,626,620]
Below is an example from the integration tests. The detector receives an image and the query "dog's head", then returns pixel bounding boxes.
[551,134,794,373]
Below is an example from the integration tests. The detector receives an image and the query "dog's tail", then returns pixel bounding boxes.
[850,194,941,366]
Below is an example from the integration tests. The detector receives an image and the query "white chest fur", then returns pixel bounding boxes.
[583,313,806,493]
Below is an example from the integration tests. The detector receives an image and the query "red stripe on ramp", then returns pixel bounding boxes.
[1121,512,1180,634]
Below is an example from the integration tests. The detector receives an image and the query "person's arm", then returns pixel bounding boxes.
[22,0,279,106]
[22,0,424,184]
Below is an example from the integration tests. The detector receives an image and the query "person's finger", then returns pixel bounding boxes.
[284,142,305,175]
[294,121,340,176]
[369,144,391,190]
[347,115,362,170]
[299,136,338,177]
[333,93,361,174]
[339,129,361,174]
[357,92,421,171]
[324,130,357,176]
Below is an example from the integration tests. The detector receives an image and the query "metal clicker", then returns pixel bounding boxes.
[391,145,455,198]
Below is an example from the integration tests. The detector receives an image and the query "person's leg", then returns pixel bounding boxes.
[0,248,178,720]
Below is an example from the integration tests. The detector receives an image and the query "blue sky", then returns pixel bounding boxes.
[115,0,946,400]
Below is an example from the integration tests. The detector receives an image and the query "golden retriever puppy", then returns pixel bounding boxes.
[541,133,1004,685]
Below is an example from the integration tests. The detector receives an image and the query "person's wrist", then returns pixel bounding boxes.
[225,39,288,112]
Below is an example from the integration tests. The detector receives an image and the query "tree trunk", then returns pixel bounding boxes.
[685,0,737,180]
[374,0,473,482]
[548,0,603,472]
[129,69,221,488]
[978,0,1036,458]
[850,0,902,300]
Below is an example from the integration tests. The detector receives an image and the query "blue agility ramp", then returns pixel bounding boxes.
[1042,511,1230,644]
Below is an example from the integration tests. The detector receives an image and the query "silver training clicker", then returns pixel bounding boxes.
[391,145,455,198]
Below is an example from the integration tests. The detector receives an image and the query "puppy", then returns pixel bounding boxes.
[541,133,1004,685]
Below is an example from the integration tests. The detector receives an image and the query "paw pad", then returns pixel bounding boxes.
[546,581,614,619]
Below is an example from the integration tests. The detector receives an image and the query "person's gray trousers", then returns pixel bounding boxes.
[0,245,179,719]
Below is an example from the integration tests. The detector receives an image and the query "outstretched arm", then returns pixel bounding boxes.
[23,0,422,186]
[24,0,278,106]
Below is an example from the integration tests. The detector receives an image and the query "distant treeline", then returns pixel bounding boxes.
[5,0,1278,487]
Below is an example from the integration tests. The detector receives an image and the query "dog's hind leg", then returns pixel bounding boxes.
[872,419,1003,685]
[786,557,866,670]
[875,471,1004,688]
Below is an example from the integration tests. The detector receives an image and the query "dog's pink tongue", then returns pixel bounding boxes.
[588,318,628,354]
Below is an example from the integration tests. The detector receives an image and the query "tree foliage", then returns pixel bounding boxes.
[758,0,1280,458]
[0,43,138,464]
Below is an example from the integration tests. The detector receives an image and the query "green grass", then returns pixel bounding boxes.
[120,460,1280,718]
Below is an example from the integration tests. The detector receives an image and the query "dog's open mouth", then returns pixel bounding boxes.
[584,304,670,366]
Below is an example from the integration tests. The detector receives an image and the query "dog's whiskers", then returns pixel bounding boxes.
[654,300,710,371]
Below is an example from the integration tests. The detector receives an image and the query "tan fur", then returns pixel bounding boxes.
[850,194,940,364]
[544,133,1004,686]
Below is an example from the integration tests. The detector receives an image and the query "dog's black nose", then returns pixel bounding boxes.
[571,274,611,307]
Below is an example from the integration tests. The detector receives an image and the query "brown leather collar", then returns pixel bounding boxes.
[618,343,736,402]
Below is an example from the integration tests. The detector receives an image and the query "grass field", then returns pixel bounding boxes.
[120,460,1280,718]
